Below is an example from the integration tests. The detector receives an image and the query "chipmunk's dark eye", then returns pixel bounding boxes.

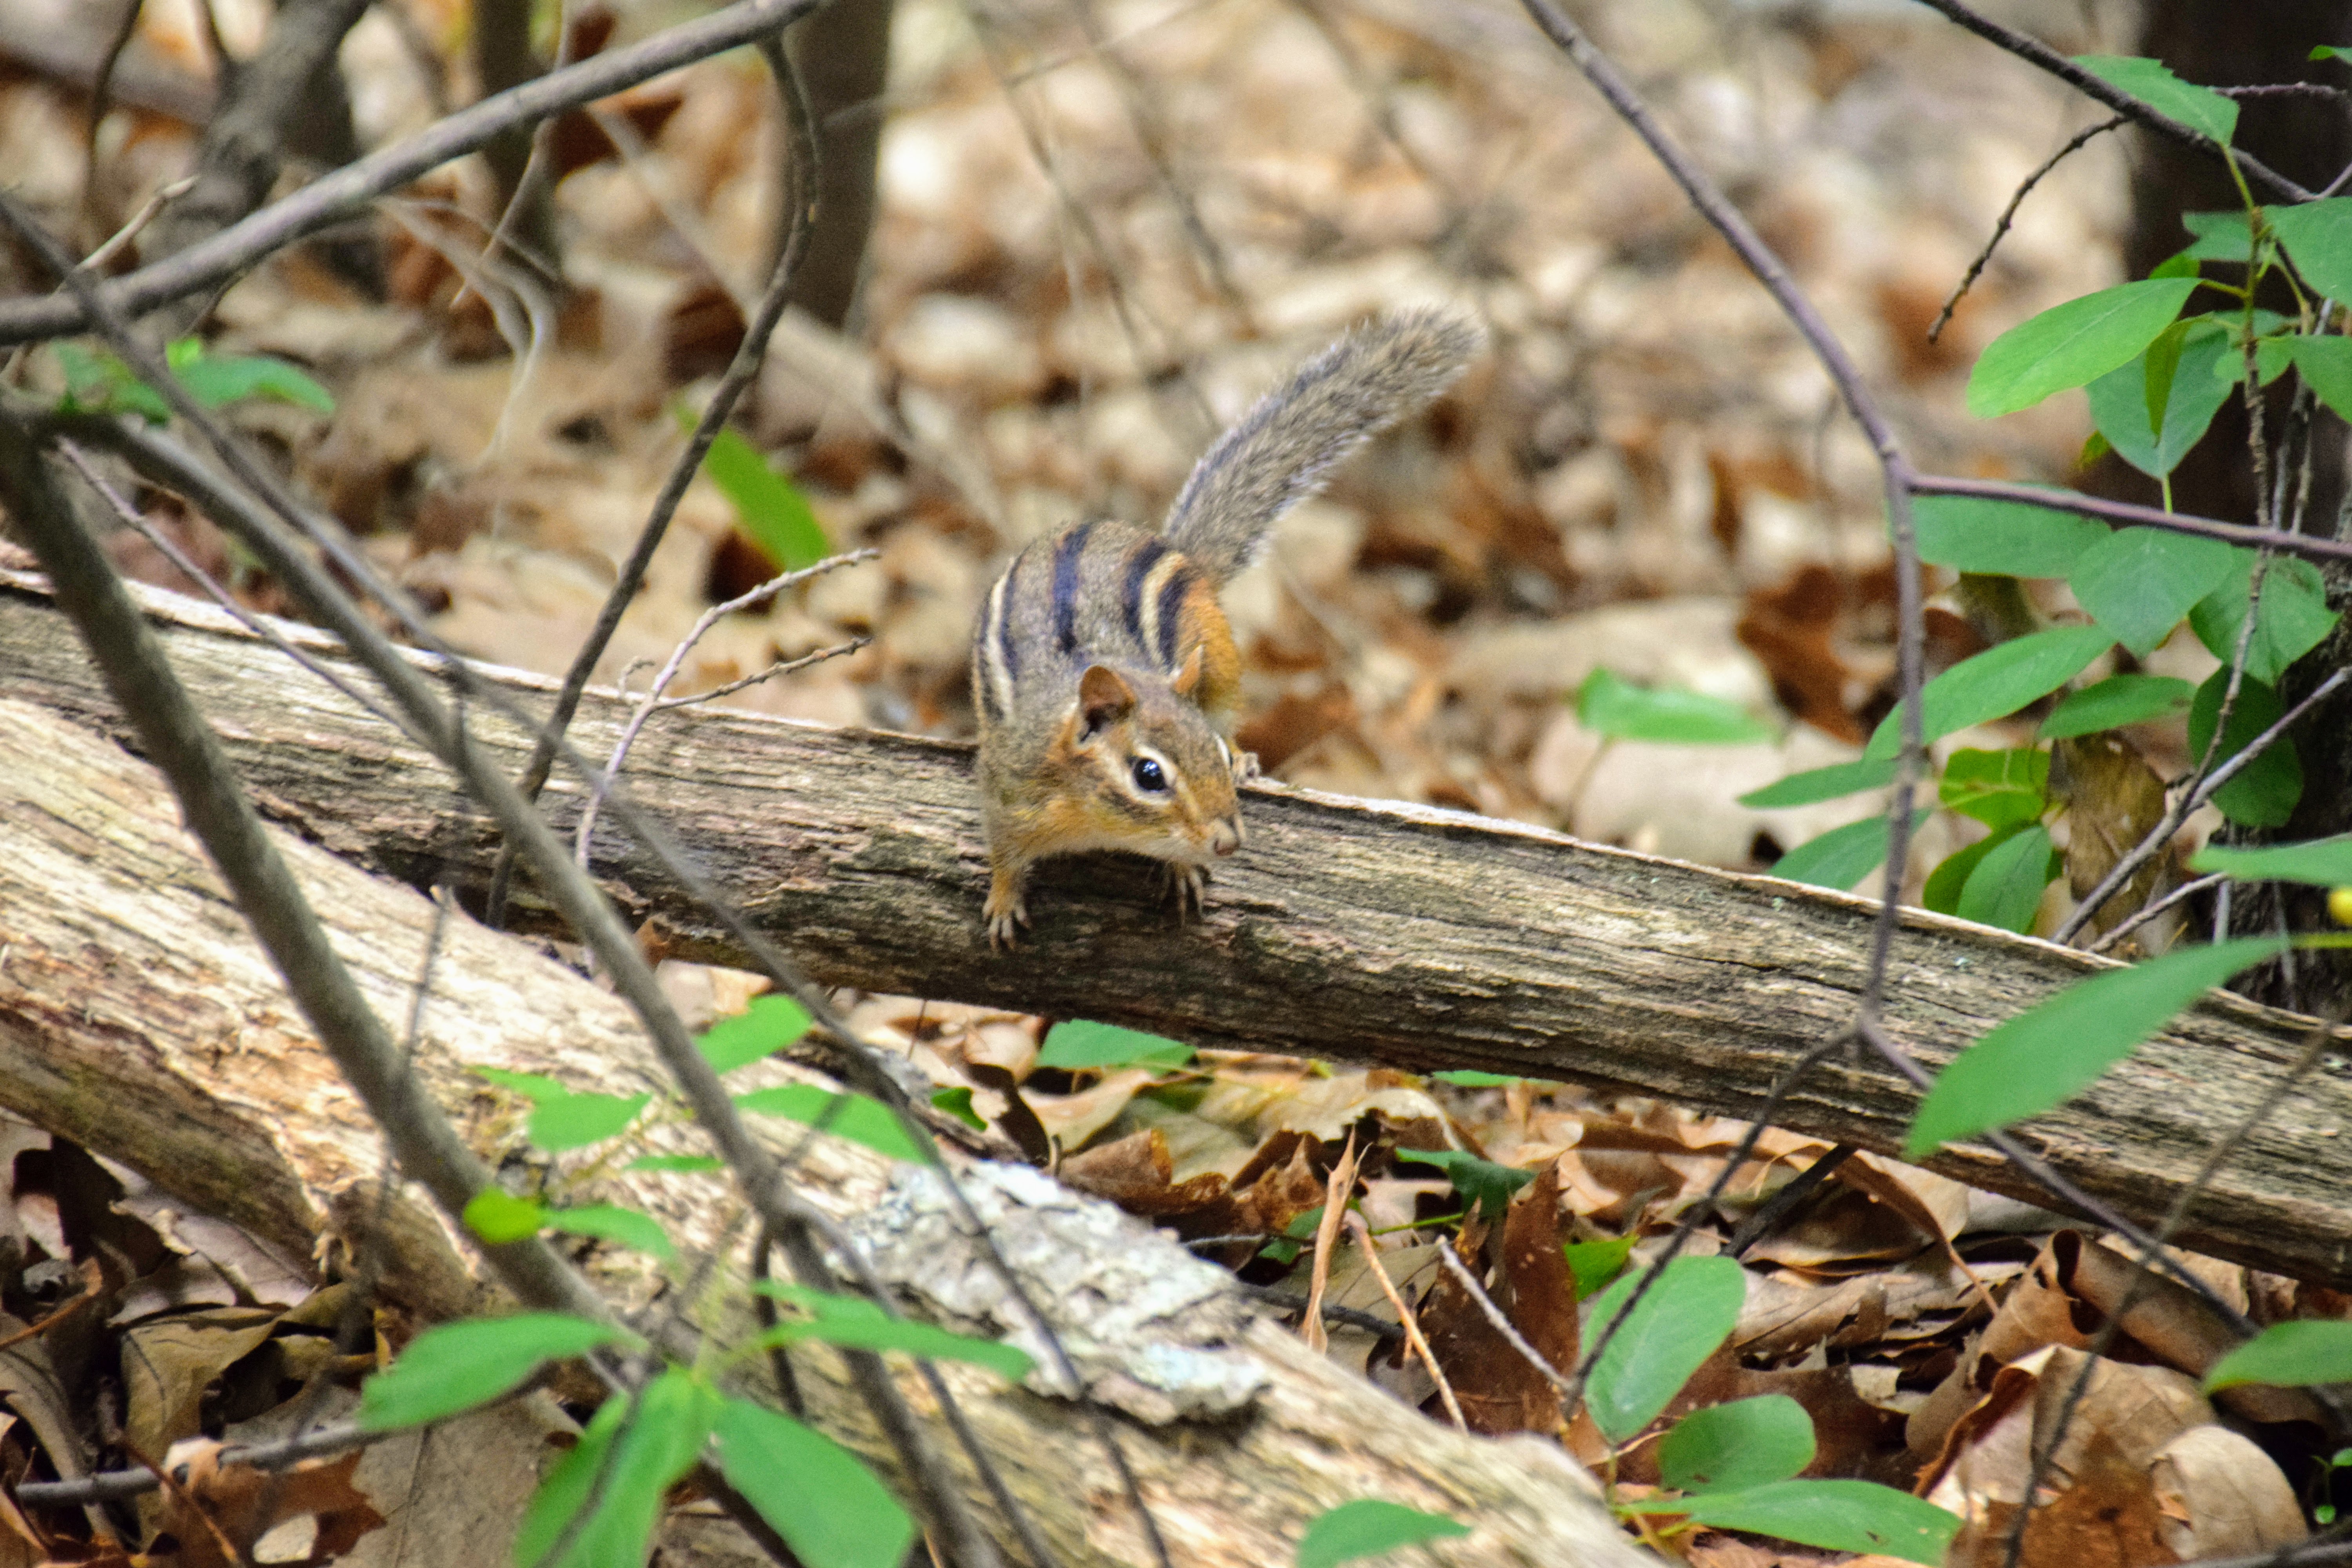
[1131,756,1168,793]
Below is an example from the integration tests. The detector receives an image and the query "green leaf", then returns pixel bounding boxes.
[1639,1480,1962,1566]
[1575,668,1773,744]
[463,1187,545,1245]
[688,417,831,570]
[1967,278,2200,418]
[359,1313,634,1431]
[2069,527,2237,657]
[2085,325,2234,480]
[1770,812,1929,892]
[2189,553,2339,687]
[1938,748,2050,832]
[2316,45,2350,60]
[930,1086,989,1131]
[2205,1321,2352,1390]
[1923,829,2013,917]
[172,350,335,413]
[2190,833,2352,886]
[696,995,814,1074]
[1037,1019,1195,1071]
[1295,1501,1470,1568]
[1658,1396,1815,1494]
[752,1284,1034,1381]
[2187,671,2303,828]
[513,1370,719,1568]
[2179,209,2254,261]
[1563,1234,1637,1301]
[713,1398,915,1568]
[2267,199,2352,303]
[53,343,171,421]
[624,1153,724,1174]
[543,1204,676,1261]
[2290,336,2352,423]
[733,1085,928,1163]
[1737,758,1896,810]
[1865,625,2114,759]
[527,1091,650,1152]
[1956,824,2058,935]
[470,1066,572,1102]
[1906,937,2283,1158]
[2038,675,2194,739]
[1584,1255,1747,1444]
[1259,1205,1325,1266]
[2074,55,2238,144]
[1394,1148,1535,1223]
[1431,1069,1523,1087]
[1911,493,2110,577]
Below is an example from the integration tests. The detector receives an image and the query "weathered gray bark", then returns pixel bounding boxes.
[0,686,1649,1568]
[4,572,2351,1284]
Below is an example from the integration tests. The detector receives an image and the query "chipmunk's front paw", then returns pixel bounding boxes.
[1163,862,1208,922]
[984,875,1029,951]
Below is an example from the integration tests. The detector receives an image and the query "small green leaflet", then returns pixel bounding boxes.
[2190,833,2352,886]
[2291,335,2352,424]
[1575,668,1772,744]
[1584,1254,1746,1444]
[1865,624,2114,759]
[1260,1205,1326,1266]
[1939,748,2049,832]
[463,1187,544,1244]
[2204,1321,2352,1390]
[1737,757,1895,810]
[684,413,831,570]
[1037,1019,1196,1071]
[1910,492,2108,577]
[2068,527,2236,658]
[1631,1480,1962,1567]
[2084,324,2233,481]
[697,994,814,1073]
[2038,674,2193,739]
[527,1091,651,1152]
[2177,209,2254,263]
[544,1203,676,1261]
[358,1313,637,1430]
[1967,278,2199,419]
[1923,829,2010,917]
[53,339,334,423]
[734,1084,928,1163]
[625,1153,723,1174]
[1956,824,2058,935]
[1562,1234,1636,1301]
[1394,1148,1534,1223]
[2316,45,2351,60]
[2188,552,2339,687]
[2074,55,2238,145]
[1657,1395,1814,1494]
[1431,1069,1523,1087]
[2266,199,2352,304]
[513,1370,718,1568]
[931,1085,989,1131]
[752,1283,1034,1381]
[713,1397,916,1568]
[1907,937,2283,1158]
[1771,811,1929,893]
[2188,671,2303,828]
[1295,1501,1470,1568]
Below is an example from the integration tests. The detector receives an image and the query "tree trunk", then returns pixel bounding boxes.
[3,571,2350,1285]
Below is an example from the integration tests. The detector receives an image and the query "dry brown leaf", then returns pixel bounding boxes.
[2146,1425,2307,1560]
[151,1443,385,1568]
[1415,1165,1574,1437]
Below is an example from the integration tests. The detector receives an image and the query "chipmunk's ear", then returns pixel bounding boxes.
[1169,643,1205,698]
[1076,665,1135,739]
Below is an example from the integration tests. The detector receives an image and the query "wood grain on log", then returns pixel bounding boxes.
[4,574,2350,1285]
[0,691,1651,1568]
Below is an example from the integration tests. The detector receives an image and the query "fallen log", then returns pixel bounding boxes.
[4,572,2350,1285]
[0,690,1649,1568]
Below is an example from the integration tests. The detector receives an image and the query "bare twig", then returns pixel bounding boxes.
[1341,1211,1467,1432]
[485,31,822,926]
[0,0,826,346]
[2086,872,2225,957]
[1929,116,2126,344]
[1909,474,2352,568]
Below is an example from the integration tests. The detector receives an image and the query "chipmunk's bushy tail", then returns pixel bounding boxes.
[1161,308,1484,586]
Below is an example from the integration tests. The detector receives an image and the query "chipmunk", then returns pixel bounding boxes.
[969,308,1484,947]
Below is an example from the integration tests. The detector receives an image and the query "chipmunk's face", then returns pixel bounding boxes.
[1060,664,1243,866]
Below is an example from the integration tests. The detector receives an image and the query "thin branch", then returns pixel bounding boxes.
[1929,116,2125,344]
[1726,1142,1857,1258]
[485,31,822,926]
[2086,872,2225,957]
[1340,1211,1467,1432]
[1905,0,2314,203]
[15,1420,399,1508]
[1910,474,2352,567]
[0,0,825,346]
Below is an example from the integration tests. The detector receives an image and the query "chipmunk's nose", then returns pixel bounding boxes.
[1211,819,1241,857]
